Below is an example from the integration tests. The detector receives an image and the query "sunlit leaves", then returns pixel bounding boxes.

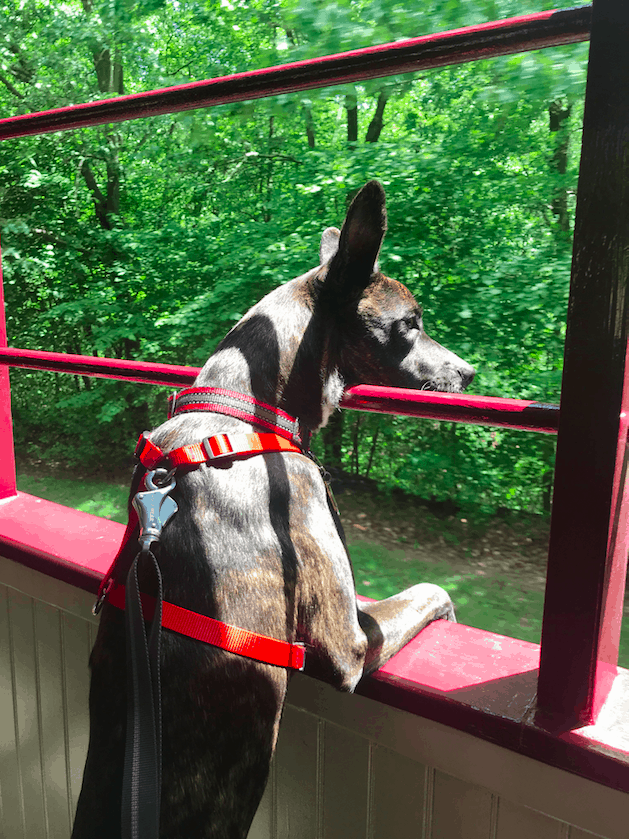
[1,0,585,505]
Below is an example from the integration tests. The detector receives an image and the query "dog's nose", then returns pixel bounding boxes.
[459,364,476,389]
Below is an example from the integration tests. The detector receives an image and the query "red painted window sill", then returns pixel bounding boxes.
[1,491,628,792]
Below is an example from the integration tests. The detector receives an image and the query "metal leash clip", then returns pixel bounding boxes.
[305,451,340,515]
[92,577,113,616]
[132,468,178,553]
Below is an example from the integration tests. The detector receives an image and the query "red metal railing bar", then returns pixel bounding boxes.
[0,347,199,388]
[0,347,559,434]
[0,253,16,500]
[341,384,559,433]
[536,0,629,727]
[0,6,591,141]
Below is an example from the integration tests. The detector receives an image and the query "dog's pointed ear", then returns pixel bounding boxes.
[320,227,341,264]
[324,181,387,300]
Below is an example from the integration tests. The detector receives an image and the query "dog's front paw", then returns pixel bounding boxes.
[406,582,456,625]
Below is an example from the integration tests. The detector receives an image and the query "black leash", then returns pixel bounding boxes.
[120,467,177,839]
[122,548,163,839]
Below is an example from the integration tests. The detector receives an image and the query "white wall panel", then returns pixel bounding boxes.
[275,705,320,839]
[0,560,95,839]
[0,584,25,839]
[248,755,275,839]
[7,587,47,839]
[370,743,428,839]
[431,771,496,839]
[33,600,72,839]
[0,556,626,839]
[495,798,565,839]
[320,721,370,839]
[60,610,92,812]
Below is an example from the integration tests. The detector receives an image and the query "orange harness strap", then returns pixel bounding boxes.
[134,430,302,471]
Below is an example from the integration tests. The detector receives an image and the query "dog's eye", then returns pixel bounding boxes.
[403,314,421,332]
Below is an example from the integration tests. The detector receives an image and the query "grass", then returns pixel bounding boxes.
[15,469,629,667]
[350,541,545,646]
[351,540,629,667]
[18,472,130,523]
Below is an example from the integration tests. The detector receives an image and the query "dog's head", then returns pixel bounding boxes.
[314,181,475,395]
[202,181,474,431]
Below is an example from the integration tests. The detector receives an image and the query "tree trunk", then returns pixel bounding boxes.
[365,91,389,143]
[92,46,124,94]
[365,419,381,478]
[549,99,572,234]
[540,436,556,513]
[322,410,345,469]
[304,106,315,148]
[346,94,358,142]
[352,416,362,474]
[80,0,123,228]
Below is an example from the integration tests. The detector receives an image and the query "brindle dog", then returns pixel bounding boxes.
[72,181,475,839]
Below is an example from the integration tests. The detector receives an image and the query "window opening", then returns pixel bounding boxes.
[1,2,627,733]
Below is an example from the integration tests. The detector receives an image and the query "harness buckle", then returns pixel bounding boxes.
[293,642,307,671]
[202,434,235,464]
[133,468,179,553]
[134,432,165,470]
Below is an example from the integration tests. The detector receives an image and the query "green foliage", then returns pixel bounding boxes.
[350,541,545,645]
[17,470,130,521]
[1,0,587,503]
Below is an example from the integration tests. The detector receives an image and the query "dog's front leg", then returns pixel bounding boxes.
[357,584,455,676]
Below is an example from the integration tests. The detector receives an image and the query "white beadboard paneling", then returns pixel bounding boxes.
[370,744,428,839]
[7,587,47,839]
[0,584,26,839]
[60,610,92,812]
[496,798,565,839]
[322,721,371,839]
[33,599,71,839]
[285,675,628,839]
[0,565,94,839]
[431,771,495,839]
[275,705,320,839]
[0,558,98,623]
[0,558,626,839]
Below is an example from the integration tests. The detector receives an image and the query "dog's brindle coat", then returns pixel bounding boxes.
[72,182,475,839]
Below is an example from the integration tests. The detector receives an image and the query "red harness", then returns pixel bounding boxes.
[97,387,309,671]
[134,427,303,471]
[106,582,306,669]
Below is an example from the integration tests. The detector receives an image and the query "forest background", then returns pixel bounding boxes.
[0,0,589,517]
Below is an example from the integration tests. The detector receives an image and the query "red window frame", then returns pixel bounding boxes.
[2,0,629,790]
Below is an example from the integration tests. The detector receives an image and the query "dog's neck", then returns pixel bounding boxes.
[194,274,344,433]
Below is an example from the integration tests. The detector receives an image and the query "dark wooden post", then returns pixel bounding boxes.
[0,245,17,500]
[537,0,629,726]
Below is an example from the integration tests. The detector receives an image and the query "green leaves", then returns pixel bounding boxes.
[1,0,584,500]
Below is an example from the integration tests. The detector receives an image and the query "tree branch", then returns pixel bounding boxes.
[0,70,25,99]
[7,41,35,83]
[346,94,358,142]
[80,160,111,229]
[304,106,315,149]
[32,227,90,254]
[80,160,106,205]
[366,91,389,143]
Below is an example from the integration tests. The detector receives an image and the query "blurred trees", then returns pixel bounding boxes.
[0,0,589,511]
